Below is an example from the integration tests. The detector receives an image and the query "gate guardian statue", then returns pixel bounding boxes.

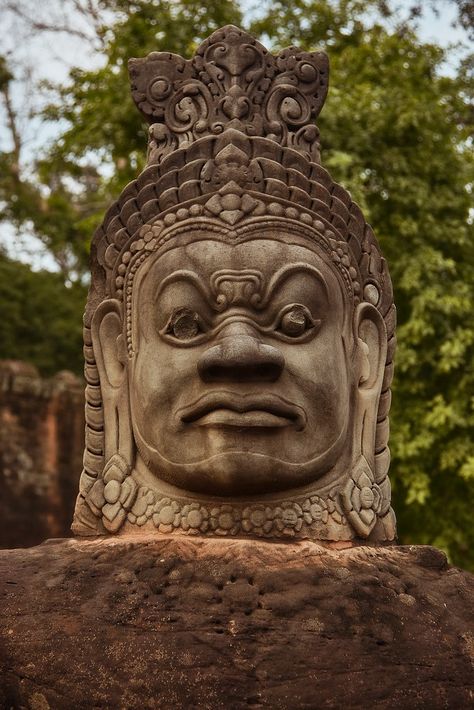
[72,26,396,543]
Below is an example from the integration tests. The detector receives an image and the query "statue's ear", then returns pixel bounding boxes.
[354,302,386,394]
[91,299,126,391]
[91,299,131,462]
[352,302,387,460]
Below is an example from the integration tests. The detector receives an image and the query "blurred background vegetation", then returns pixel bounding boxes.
[0,0,473,567]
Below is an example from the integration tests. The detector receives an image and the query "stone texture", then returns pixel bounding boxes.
[0,362,84,548]
[0,537,473,709]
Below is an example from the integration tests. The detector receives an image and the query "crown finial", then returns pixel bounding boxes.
[129,25,329,164]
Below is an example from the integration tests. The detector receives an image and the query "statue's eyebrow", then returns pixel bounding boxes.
[153,263,328,310]
[260,263,329,307]
[154,270,213,304]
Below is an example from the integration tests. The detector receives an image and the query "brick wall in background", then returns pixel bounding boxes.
[0,361,85,548]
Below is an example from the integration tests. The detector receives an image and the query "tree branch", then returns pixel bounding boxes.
[0,59,21,179]
[1,1,105,49]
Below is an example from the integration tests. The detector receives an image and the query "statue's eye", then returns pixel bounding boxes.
[276,305,318,338]
[165,308,204,340]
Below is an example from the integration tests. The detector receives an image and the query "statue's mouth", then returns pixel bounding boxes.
[177,391,306,431]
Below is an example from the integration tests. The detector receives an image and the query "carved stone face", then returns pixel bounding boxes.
[128,230,355,496]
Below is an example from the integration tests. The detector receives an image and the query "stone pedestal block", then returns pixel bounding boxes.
[0,537,473,709]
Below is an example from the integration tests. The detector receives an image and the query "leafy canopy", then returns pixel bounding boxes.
[0,253,86,376]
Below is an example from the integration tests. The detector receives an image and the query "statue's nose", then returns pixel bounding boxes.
[197,322,285,383]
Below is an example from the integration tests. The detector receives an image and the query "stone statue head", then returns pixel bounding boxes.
[72,26,396,543]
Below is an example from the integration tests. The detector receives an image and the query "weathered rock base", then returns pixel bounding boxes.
[0,537,473,709]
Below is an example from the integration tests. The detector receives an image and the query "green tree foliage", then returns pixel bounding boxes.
[0,253,86,375]
[0,54,102,279]
[0,0,472,566]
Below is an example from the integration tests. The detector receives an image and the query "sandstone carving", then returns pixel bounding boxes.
[72,25,396,543]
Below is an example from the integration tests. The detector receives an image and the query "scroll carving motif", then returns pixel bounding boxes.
[129,26,329,164]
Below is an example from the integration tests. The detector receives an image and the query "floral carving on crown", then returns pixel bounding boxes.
[129,25,329,164]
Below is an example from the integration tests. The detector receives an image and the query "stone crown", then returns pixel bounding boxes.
[129,24,329,165]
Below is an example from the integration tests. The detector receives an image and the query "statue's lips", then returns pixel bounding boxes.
[178,392,306,430]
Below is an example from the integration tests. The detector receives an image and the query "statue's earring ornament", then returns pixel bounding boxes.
[85,454,136,533]
[72,25,397,544]
[341,456,382,537]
